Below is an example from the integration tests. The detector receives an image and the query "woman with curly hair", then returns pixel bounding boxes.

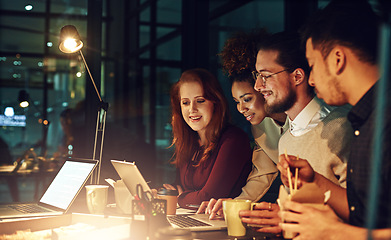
[163,68,253,208]
[197,30,288,231]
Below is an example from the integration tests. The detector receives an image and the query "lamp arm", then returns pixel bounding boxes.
[79,50,102,103]
[79,50,108,185]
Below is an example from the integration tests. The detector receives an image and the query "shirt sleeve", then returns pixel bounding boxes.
[327,111,352,188]
[236,145,278,202]
[177,127,252,207]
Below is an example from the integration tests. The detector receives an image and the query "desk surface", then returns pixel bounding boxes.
[0,210,283,240]
[106,206,283,240]
[193,230,282,240]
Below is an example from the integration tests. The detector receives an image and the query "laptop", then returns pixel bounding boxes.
[0,158,97,219]
[167,214,226,231]
[111,159,226,231]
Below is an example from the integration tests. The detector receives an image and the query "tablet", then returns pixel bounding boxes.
[111,160,152,197]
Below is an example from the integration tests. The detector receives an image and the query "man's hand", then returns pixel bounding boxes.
[239,202,282,234]
[279,201,342,240]
[277,154,315,188]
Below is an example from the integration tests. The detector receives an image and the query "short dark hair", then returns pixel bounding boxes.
[300,0,380,65]
[257,31,313,96]
[257,31,310,78]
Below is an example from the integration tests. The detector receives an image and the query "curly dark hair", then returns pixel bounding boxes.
[219,29,270,84]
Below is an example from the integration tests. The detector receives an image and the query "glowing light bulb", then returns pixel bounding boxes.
[20,101,29,108]
[64,38,77,51]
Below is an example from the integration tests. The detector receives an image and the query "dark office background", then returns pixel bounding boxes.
[0,0,379,203]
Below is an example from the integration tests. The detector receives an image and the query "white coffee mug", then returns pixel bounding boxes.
[85,185,109,214]
[114,180,133,214]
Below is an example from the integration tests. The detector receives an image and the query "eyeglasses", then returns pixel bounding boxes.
[251,69,290,87]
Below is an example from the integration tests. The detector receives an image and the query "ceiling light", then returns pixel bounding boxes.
[4,107,14,117]
[18,90,30,108]
[25,4,33,11]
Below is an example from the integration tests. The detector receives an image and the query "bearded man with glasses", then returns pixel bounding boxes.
[238,31,353,235]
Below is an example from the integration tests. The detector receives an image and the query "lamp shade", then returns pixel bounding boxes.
[59,25,83,53]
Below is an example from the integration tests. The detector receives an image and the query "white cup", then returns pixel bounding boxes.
[85,185,109,214]
[114,180,133,214]
[222,199,252,237]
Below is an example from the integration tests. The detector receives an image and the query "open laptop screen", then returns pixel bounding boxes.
[39,159,96,210]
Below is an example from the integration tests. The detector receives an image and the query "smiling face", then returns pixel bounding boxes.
[232,81,268,125]
[179,81,214,137]
[306,38,346,106]
[254,49,296,114]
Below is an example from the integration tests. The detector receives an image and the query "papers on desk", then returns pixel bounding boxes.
[0,213,132,239]
[53,222,130,240]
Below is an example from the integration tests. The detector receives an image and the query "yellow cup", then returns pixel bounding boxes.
[222,199,252,237]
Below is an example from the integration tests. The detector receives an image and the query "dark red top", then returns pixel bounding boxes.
[174,125,252,208]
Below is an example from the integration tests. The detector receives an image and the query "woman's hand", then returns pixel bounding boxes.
[163,184,183,195]
[197,198,230,219]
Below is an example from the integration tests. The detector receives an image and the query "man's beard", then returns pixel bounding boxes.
[265,89,296,114]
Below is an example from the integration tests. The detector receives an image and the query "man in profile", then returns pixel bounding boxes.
[278,0,391,238]
[238,31,352,234]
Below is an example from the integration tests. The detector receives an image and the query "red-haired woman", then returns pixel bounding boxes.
[164,68,252,208]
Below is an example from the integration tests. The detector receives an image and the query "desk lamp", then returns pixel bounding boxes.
[59,25,108,185]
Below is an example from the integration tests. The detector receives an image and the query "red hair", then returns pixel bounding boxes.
[170,68,229,167]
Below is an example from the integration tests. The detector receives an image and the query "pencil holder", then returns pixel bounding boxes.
[131,198,168,239]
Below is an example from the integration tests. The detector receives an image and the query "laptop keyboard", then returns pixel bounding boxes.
[167,215,212,228]
[9,204,51,214]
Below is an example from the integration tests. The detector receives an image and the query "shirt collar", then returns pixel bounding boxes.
[348,82,377,128]
[290,97,322,130]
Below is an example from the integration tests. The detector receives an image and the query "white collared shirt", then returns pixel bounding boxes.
[289,97,334,137]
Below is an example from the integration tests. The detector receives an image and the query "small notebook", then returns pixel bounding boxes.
[0,158,97,219]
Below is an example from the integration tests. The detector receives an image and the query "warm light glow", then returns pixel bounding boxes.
[64,39,77,50]
[59,25,83,53]
[76,71,82,77]
[20,101,29,108]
